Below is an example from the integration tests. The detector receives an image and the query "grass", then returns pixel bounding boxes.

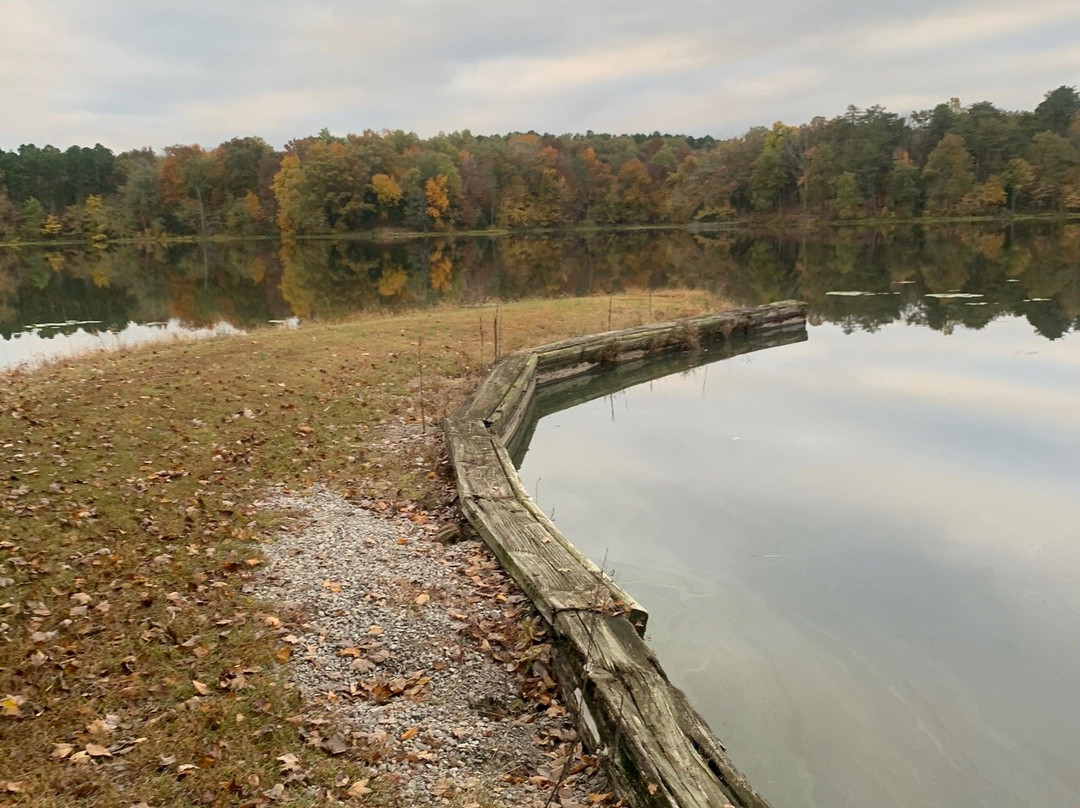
[0,290,724,807]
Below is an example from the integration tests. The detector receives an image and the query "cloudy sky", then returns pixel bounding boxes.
[2,0,1079,152]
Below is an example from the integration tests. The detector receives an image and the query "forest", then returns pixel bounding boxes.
[1,86,1078,242]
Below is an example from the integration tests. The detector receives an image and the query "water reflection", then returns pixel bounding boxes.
[516,318,1080,808]
[2,223,1079,369]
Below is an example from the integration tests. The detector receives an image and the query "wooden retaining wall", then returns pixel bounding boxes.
[444,301,807,808]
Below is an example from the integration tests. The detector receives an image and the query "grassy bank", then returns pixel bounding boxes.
[0,291,722,807]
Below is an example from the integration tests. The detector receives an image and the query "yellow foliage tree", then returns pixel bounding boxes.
[40,214,63,237]
[425,174,450,229]
[272,154,304,238]
[371,173,403,219]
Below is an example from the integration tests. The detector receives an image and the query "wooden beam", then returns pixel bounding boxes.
[444,301,806,808]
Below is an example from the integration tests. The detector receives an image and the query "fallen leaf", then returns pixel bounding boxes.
[51,743,75,759]
[275,646,294,663]
[192,680,211,696]
[323,735,348,756]
[3,781,26,793]
[85,743,112,758]
[322,581,343,594]
[367,625,383,636]
[263,783,285,801]
[399,726,418,741]
[277,753,301,772]
[1,694,23,718]
[414,593,430,607]
[346,779,371,798]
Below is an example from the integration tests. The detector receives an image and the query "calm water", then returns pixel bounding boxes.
[3,223,1079,370]
[516,317,1080,808]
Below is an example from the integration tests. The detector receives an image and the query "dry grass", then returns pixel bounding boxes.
[0,290,724,807]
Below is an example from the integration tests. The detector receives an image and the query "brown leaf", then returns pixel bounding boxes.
[346,779,371,798]
[399,726,418,741]
[85,743,112,758]
[414,593,430,607]
[323,735,348,755]
[275,646,294,663]
[277,753,301,772]
[1,694,24,718]
[192,680,211,696]
[350,658,375,674]
[3,781,26,793]
[322,581,343,594]
[367,625,383,636]
[263,783,285,801]
[51,743,75,759]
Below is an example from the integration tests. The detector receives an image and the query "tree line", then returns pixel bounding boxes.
[1,87,1078,242]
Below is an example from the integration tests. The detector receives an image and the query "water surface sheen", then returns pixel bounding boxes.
[4,223,1080,370]
[516,317,1080,808]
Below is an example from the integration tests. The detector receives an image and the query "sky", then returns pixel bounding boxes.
[2,0,1079,152]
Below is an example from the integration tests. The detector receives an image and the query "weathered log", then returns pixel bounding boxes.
[553,610,768,808]
[444,301,806,808]
[454,352,532,422]
[447,416,647,632]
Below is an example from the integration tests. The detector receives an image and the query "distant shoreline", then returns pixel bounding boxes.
[3,212,1079,250]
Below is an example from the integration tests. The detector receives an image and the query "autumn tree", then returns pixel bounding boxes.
[1002,157,1036,212]
[161,145,218,235]
[1026,131,1078,210]
[371,173,403,219]
[425,174,451,229]
[801,142,840,211]
[615,158,660,222]
[749,123,799,212]
[116,150,162,236]
[922,134,975,213]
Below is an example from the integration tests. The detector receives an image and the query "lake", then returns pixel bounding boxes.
[4,225,1080,804]
[516,312,1080,807]
[2,223,1078,370]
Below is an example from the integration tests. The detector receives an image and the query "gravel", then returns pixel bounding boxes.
[253,486,614,808]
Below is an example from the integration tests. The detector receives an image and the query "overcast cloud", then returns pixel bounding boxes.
[1,0,1078,151]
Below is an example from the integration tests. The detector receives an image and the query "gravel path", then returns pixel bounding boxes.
[253,486,615,808]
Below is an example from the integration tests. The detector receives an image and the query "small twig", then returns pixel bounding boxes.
[479,316,485,366]
[543,735,582,808]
